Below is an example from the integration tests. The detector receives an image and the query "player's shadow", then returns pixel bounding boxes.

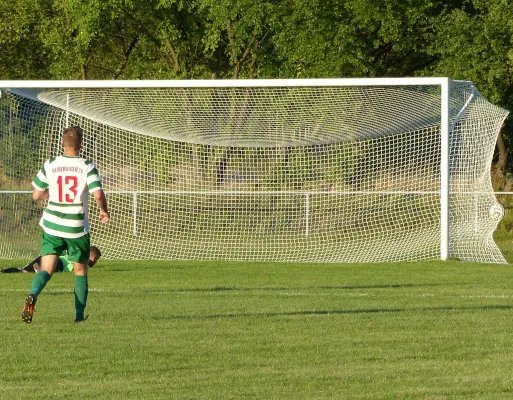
[156,304,513,321]
[142,283,442,294]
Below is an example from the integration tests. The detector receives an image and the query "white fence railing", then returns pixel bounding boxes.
[2,190,511,239]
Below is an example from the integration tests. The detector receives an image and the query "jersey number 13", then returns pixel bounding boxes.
[57,175,78,203]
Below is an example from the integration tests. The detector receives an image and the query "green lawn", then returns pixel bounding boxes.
[1,246,513,399]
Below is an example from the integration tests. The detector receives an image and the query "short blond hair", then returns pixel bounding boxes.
[62,126,83,150]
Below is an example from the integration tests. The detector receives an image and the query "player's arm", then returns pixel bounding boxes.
[32,163,49,201]
[93,189,110,223]
[32,188,49,201]
[87,161,110,223]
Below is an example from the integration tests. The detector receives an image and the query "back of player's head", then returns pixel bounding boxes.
[88,246,102,267]
[90,245,101,259]
[62,126,83,150]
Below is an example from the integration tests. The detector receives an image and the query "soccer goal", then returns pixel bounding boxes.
[0,78,508,263]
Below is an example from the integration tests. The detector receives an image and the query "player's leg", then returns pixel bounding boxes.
[31,254,59,294]
[1,267,23,273]
[0,256,41,273]
[21,255,59,323]
[22,233,63,323]
[73,261,89,322]
[68,234,91,323]
[21,256,42,273]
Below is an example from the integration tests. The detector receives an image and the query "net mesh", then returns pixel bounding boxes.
[0,81,508,263]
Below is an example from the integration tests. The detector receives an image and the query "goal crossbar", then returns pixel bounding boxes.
[0,77,449,88]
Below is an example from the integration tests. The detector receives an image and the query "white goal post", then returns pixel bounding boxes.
[0,78,508,263]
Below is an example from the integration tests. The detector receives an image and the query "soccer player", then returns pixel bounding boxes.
[1,246,101,273]
[21,126,110,323]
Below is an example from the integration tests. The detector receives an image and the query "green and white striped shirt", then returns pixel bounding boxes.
[32,155,103,239]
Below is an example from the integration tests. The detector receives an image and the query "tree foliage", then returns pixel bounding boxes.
[0,0,511,170]
[423,0,513,177]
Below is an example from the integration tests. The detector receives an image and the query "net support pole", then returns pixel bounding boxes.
[305,192,310,237]
[66,94,70,127]
[133,192,138,236]
[440,79,450,260]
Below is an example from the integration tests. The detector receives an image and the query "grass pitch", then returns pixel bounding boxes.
[1,242,513,399]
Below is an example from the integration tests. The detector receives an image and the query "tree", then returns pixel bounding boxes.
[191,0,280,79]
[0,0,510,178]
[270,0,452,78]
[0,0,53,79]
[424,0,513,182]
[37,0,159,79]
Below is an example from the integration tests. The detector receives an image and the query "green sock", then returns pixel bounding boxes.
[30,271,52,296]
[74,275,88,320]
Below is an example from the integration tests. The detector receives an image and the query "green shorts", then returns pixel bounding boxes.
[41,231,90,263]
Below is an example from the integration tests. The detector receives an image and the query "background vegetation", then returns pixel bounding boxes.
[0,0,511,181]
[1,0,513,240]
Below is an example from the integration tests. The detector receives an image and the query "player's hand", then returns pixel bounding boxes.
[99,210,110,223]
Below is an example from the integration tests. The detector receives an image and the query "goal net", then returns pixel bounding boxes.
[0,79,508,263]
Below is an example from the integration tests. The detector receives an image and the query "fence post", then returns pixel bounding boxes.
[133,192,137,236]
[305,192,310,237]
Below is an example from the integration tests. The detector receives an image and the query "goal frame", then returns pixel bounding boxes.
[0,77,451,260]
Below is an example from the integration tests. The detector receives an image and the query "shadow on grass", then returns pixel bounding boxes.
[23,283,445,297]
[154,304,513,320]
[141,283,443,294]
